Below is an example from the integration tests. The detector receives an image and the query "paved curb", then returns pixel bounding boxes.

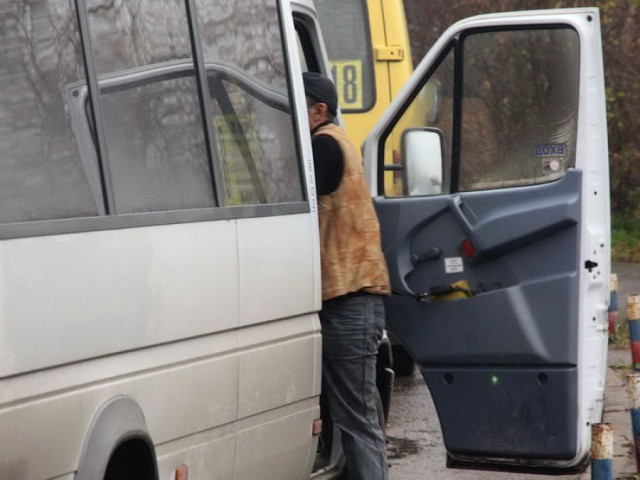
[607,263,640,479]
[604,346,637,479]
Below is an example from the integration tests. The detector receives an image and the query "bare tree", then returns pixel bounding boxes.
[404,0,640,214]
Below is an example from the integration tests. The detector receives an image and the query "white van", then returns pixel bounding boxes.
[0,1,609,479]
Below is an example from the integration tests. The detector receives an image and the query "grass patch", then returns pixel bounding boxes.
[610,319,630,348]
[612,212,640,263]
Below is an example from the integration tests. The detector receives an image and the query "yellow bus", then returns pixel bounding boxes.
[314,0,412,145]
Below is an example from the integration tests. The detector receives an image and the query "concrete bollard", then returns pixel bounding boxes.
[608,274,619,335]
[628,373,640,472]
[630,296,640,370]
[591,423,614,480]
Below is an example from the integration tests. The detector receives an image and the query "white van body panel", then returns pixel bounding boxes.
[1,218,321,479]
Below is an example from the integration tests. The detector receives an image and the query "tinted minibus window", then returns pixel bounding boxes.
[0,0,100,223]
[195,0,303,206]
[86,0,215,214]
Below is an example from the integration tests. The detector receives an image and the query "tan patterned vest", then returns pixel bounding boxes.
[313,123,391,301]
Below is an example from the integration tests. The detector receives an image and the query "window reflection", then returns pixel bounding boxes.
[195,0,303,206]
[0,1,99,223]
[86,0,215,213]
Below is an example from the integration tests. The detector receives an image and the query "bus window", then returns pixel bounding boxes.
[458,28,579,190]
[195,0,304,206]
[207,75,303,205]
[295,19,321,74]
[0,0,100,223]
[314,0,375,112]
[86,0,216,214]
[385,28,580,197]
[383,49,453,197]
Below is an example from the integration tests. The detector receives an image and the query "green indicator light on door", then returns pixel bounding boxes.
[490,374,500,386]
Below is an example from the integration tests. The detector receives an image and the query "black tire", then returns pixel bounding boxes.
[103,440,155,480]
[392,344,415,376]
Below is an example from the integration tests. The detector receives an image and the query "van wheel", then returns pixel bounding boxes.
[392,345,415,376]
[103,440,155,480]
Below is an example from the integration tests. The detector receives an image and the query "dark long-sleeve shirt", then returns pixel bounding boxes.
[311,122,343,195]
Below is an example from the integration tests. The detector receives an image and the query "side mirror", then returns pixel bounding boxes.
[402,128,444,196]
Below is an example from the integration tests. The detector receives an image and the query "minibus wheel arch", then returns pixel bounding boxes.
[75,396,158,480]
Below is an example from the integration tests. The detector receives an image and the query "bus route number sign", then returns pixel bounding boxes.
[330,60,363,110]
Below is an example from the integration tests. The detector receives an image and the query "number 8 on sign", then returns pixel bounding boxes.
[330,60,363,110]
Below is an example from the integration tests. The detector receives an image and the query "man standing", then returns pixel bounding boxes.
[303,71,390,480]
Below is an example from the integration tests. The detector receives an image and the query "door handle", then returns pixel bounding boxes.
[411,247,442,265]
[447,195,485,253]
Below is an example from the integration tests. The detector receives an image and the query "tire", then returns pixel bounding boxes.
[392,344,415,376]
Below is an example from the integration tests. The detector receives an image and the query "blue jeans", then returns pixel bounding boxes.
[320,293,389,480]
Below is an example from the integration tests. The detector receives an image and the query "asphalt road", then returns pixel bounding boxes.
[384,262,640,480]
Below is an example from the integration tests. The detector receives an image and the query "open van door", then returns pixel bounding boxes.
[363,8,610,471]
